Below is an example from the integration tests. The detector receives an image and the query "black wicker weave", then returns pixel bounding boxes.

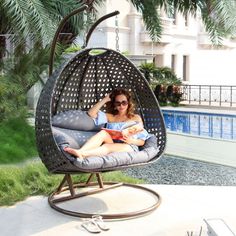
[36,46,166,173]
[35,6,166,219]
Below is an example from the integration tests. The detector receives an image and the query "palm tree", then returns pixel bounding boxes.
[1,0,236,57]
[129,0,236,43]
[0,0,102,60]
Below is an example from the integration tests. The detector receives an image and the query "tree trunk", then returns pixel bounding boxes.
[0,34,6,64]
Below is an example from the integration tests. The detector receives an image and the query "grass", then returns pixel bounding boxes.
[0,117,38,164]
[0,160,144,206]
[0,117,144,206]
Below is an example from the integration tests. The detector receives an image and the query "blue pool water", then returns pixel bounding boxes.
[162,110,236,141]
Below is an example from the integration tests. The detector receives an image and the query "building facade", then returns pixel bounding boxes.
[86,0,236,86]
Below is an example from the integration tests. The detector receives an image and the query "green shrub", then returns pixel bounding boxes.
[153,67,182,86]
[0,118,37,164]
[139,62,156,82]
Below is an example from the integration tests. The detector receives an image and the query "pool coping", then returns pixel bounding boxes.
[161,106,236,115]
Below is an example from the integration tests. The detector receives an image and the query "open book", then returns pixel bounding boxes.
[101,128,123,140]
[102,123,144,140]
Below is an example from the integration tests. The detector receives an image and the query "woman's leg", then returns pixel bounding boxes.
[64,130,113,158]
[80,130,113,151]
[65,143,133,158]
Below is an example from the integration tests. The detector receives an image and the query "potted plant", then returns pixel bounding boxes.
[153,67,183,106]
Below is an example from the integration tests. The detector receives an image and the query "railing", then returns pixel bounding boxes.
[180,85,236,107]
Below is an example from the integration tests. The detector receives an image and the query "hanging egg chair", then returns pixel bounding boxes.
[35,5,166,219]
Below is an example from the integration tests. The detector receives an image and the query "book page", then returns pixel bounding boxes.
[101,128,123,140]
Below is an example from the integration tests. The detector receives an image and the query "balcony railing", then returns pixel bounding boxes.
[180,85,236,107]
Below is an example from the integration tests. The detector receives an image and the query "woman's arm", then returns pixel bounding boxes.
[87,94,111,118]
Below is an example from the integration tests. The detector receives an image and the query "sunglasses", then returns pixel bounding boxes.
[114,100,128,107]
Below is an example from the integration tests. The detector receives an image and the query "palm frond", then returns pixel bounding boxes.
[1,0,90,49]
[135,0,236,43]
[129,0,162,41]
[1,0,56,46]
[197,0,236,43]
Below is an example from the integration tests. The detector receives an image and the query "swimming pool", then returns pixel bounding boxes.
[162,109,236,141]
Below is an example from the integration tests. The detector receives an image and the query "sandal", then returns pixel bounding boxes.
[81,219,101,233]
[92,215,110,231]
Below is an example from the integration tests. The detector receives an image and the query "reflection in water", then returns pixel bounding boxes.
[163,110,236,141]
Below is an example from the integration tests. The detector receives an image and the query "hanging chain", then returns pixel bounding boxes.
[82,11,88,47]
[115,15,120,52]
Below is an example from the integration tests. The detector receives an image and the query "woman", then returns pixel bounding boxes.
[64,88,149,158]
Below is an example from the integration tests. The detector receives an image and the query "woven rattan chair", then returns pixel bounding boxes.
[35,6,166,219]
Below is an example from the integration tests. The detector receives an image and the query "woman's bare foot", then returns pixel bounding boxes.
[64,147,84,159]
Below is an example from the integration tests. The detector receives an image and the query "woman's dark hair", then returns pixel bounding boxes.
[106,88,135,118]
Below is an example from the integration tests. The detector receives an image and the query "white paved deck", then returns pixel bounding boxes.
[1,184,236,236]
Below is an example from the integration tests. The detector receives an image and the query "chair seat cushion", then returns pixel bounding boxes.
[73,135,159,170]
[52,126,159,170]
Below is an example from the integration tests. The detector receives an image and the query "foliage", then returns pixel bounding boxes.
[121,51,130,56]
[0,0,87,48]
[139,64,183,106]
[154,84,168,106]
[1,0,236,57]
[64,45,81,53]
[153,67,182,86]
[154,84,183,106]
[0,47,52,121]
[0,117,37,164]
[130,0,236,43]
[0,162,64,206]
[0,161,143,206]
[139,63,182,86]
[166,85,183,105]
[139,62,156,82]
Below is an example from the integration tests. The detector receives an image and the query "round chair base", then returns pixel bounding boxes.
[48,182,161,219]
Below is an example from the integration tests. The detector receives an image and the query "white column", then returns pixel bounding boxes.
[175,54,184,79]
[162,53,172,68]
[127,10,142,55]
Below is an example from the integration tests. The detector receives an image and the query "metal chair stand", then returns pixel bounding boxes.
[48,173,161,219]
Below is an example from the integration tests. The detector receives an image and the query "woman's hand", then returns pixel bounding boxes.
[88,93,111,118]
[103,93,111,103]
[121,129,130,139]
[121,136,135,144]
[121,124,143,138]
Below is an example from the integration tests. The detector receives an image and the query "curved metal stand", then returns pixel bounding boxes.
[49,5,119,76]
[48,5,88,76]
[48,173,161,219]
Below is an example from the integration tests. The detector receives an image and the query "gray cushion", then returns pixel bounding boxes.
[73,138,159,170]
[52,110,102,131]
[52,125,159,170]
[52,108,159,170]
[52,126,97,149]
